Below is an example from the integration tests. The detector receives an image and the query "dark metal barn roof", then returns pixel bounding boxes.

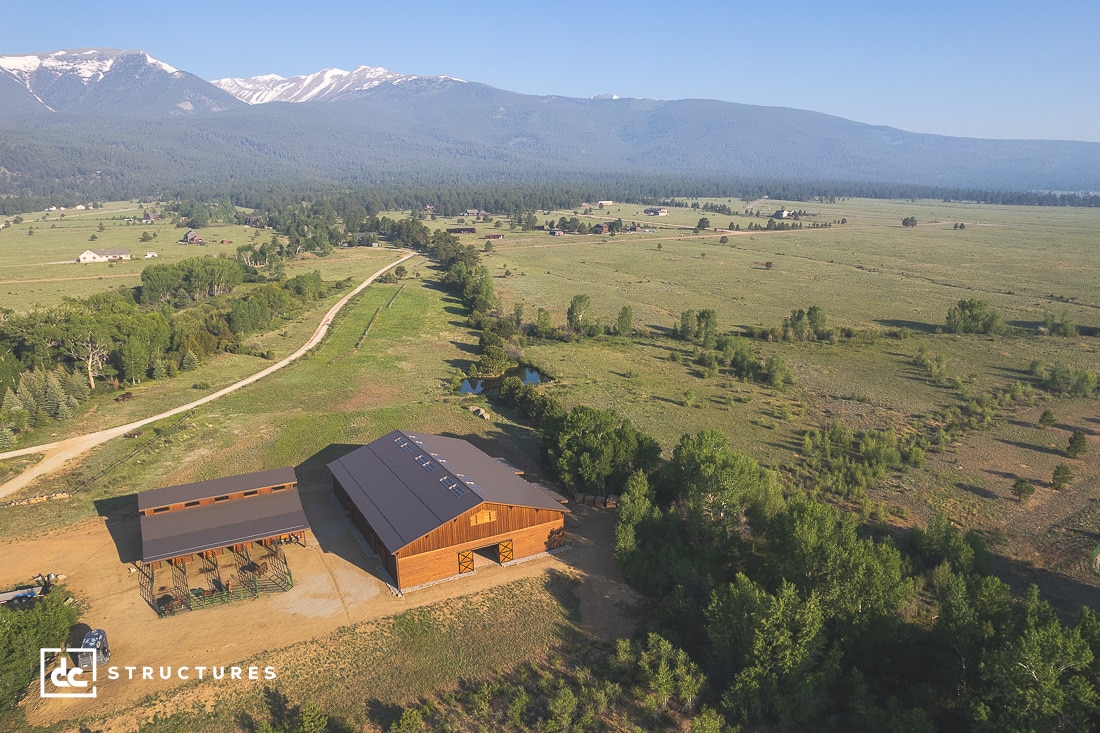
[137,466,298,511]
[327,430,567,554]
[139,488,309,563]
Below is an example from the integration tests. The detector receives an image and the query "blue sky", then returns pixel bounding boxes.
[7,0,1098,141]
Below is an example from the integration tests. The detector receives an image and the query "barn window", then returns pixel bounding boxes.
[214,495,230,503]
[184,501,200,508]
[152,506,170,513]
[470,509,497,526]
[243,490,258,497]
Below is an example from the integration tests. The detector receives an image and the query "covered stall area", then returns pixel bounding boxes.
[136,467,309,616]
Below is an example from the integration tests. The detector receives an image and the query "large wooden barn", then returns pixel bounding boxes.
[328,431,568,590]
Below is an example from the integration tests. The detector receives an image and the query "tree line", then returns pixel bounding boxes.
[496,375,1100,730]
[0,258,343,446]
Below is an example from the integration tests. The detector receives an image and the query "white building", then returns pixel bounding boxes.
[77,248,132,263]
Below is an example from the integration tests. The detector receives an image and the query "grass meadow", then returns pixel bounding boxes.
[0,201,407,310]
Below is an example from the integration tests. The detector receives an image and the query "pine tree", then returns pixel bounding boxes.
[152,360,168,380]
[16,375,41,426]
[2,388,24,414]
[55,398,73,421]
[1066,430,1087,458]
[181,350,199,371]
[1051,463,1073,490]
[1012,478,1035,503]
[43,373,66,419]
[63,369,91,403]
[0,426,14,450]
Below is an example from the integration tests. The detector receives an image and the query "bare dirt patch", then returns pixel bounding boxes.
[9,494,638,730]
[337,381,402,412]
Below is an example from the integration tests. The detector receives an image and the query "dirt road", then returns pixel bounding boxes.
[0,251,417,500]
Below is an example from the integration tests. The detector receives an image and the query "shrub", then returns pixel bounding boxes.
[1011,478,1035,503]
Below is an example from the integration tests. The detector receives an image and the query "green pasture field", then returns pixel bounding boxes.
[477,197,1100,332]
[0,201,406,311]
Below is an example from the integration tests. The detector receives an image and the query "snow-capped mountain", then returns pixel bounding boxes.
[2,48,1099,194]
[0,48,242,115]
[211,65,464,104]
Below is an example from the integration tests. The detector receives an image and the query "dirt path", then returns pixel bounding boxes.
[0,273,139,284]
[0,251,417,500]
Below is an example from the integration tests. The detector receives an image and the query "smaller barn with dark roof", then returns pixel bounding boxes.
[135,467,309,614]
[328,431,568,590]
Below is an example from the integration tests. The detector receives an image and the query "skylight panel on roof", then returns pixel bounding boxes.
[439,475,468,497]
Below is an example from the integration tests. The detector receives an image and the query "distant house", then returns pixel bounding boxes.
[144,251,158,259]
[484,234,504,240]
[643,207,668,216]
[465,209,481,217]
[78,248,131,263]
[447,227,477,235]
[180,230,205,245]
[592,224,607,235]
[141,210,162,224]
[597,200,614,207]
[549,229,565,236]
[771,209,795,219]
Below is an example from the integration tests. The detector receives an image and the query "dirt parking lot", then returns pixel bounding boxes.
[6,492,636,728]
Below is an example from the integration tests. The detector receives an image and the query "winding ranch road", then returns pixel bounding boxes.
[0,250,417,500]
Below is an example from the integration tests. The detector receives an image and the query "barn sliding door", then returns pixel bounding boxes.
[498,540,514,563]
[458,550,474,574]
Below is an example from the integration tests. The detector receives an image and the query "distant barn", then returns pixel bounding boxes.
[328,431,568,590]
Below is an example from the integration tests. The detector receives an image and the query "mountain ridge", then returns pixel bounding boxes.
[210,65,462,104]
[2,48,1099,195]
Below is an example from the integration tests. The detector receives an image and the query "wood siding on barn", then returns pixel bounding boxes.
[394,518,564,589]
[395,503,557,558]
[333,476,565,589]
